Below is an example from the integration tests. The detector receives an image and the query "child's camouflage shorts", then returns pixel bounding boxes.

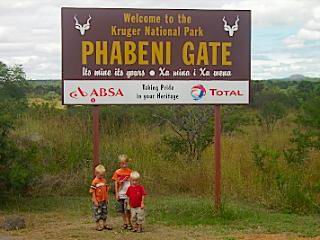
[93,201,108,221]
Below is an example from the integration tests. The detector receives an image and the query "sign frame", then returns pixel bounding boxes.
[61,7,251,105]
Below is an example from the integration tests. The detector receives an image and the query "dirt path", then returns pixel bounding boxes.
[1,213,319,240]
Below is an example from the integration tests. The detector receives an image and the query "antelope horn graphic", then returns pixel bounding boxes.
[74,15,80,26]
[86,14,92,25]
[234,15,239,27]
[222,16,228,27]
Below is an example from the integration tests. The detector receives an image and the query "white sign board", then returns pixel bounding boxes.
[64,80,249,104]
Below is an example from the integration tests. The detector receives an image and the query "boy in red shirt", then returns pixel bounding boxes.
[112,154,133,230]
[90,164,112,231]
[126,171,147,233]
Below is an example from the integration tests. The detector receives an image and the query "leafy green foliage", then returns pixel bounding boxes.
[283,86,320,165]
[283,129,310,165]
[252,143,319,213]
[296,96,320,148]
[222,106,252,134]
[257,101,286,131]
[154,106,213,161]
[251,83,293,108]
[252,144,280,172]
[154,105,251,161]
[0,61,40,195]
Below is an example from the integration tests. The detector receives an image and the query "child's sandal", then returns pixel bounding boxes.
[104,225,113,230]
[127,225,133,230]
[96,226,104,231]
[122,224,128,230]
[131,228,137,232]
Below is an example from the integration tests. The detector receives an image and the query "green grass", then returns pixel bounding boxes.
[147,196,320,236]
[1,195,319,237]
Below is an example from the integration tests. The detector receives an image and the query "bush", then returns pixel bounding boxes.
[257,101,286,131]
[252,143,320,213]
[0,61,40,196]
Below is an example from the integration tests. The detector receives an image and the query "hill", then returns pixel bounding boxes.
[268,74,320,82]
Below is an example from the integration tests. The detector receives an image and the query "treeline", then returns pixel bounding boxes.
[0,61,319,213]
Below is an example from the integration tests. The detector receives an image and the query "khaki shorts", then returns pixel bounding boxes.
[130,207,145,225]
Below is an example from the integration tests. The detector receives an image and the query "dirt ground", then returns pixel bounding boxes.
[1,213,320,240]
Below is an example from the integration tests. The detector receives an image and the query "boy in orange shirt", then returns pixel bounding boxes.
[90,164,112,231]
[112,154,133,230]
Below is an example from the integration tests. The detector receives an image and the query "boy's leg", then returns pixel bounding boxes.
[102,202,112,230]
[127,211,132,229]
[130,208,138,232]
[122,214,128,224]
[95,221,100,231]
[119,199,128,229]
[93,203,104,231]
[98,220,104,231]
[136,208,145,233]
[124,199,132,229]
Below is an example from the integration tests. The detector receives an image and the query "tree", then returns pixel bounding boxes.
[0,63,27,98]
[285,85,320,163]
[252,94,320,213]
[286,95,320,158]
[0,61,38,195]
[251,84,292,108]
[258,101,286,131]
[154,105,250,161]
[154,106,213,161]
[222,106,252,135]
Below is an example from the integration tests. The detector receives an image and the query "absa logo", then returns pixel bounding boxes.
[69,87,124,103]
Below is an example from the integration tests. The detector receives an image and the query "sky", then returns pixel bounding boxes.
[0,0,319,80]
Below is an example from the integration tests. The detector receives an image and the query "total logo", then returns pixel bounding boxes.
[191,84,244,101]
[69,87,124,103]
[191,84,206,100]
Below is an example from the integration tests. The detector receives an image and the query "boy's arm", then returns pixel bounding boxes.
[112,171,120,200]
[141,196,145,209]
[91,191,98,206]
[90,181,98,206]
[141,186,147,209]
[114,181,119,200]
[107,185,110,204]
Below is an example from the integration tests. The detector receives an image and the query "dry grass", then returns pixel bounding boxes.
[1,213,319,240]
[12,106,320,210]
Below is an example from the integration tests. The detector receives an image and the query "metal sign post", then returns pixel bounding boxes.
[92,105,100,175]
[214,105,222,210]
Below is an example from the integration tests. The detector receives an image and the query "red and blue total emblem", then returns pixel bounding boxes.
[191,84,206,101]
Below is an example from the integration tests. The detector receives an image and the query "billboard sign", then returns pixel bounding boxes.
[62,8,251,104]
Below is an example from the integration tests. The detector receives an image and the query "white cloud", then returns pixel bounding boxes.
[35,43,60,54]
[221,0,319,26]
[283,35,305,49]
[283,6,320,48]
[253,54,320,80]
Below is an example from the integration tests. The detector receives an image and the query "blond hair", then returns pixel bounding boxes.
[95,164,106,174]
[130,171,140,180]
[118,154,131,163]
